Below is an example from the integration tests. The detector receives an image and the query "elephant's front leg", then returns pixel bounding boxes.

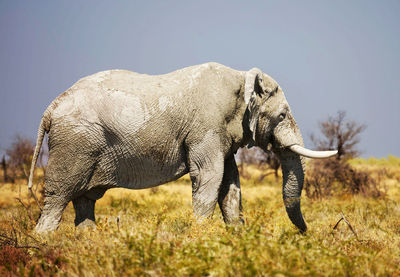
[188,145,225,219]
[218,155,243,225]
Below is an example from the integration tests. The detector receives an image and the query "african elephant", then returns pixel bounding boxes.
[28,63,336,233]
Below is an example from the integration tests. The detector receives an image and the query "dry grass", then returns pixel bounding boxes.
[0,158,400,276]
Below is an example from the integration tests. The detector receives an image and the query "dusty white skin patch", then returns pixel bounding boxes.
[85,70,112,83]
[188,63,211,88]
[158,96,171,112]
[116,94,150,129]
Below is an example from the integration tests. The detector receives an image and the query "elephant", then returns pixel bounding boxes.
[28,62,337,233]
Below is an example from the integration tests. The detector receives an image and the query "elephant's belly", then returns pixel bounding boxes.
[119,158,189,190]
[97,145,189,190]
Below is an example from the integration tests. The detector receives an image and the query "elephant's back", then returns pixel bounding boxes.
[47,68,190,145]
[73,62,239,96]
[48,69,171,120]
[46,62,241,135]
[75,69,188,97]
[80,69,157,95]
[51,62,239,108]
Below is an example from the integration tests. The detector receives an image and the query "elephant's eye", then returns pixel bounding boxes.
[279,113,286,121]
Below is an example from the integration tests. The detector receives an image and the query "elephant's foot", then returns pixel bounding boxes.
[224,215,245,226]
[76,218,96,230]
[35,214,62,233]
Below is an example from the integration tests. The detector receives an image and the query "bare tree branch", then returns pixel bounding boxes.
[311,111,366,160]
[332,212,360,241]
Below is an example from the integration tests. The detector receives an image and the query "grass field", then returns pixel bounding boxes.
[0,157,399,276]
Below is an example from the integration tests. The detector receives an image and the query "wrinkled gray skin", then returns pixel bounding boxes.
[29,63,308,232]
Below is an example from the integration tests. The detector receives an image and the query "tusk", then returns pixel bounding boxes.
[289,145,338,159]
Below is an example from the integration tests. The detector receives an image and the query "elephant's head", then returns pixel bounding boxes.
[244,68,337,232]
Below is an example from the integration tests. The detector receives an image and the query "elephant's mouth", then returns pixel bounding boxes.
[288,144,337,159]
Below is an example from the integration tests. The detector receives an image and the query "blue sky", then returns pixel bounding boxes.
[0,1,399,157]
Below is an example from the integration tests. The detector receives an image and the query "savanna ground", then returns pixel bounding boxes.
[0,157,399,276]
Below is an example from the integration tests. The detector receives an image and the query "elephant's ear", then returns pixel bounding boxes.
[248,99,259,143]
[244,68,265,104]
[245,68,264,142]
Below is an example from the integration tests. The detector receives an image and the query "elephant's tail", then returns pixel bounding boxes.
[28,108,52,190]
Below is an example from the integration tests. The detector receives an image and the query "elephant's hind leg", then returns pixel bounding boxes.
[35,145,101,232]
[73,196,96,229]
[35,194,69,233]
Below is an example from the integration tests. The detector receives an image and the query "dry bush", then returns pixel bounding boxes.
[305,111,383,199]
[5,135,35,182]
[0,244,66,276]
[305,158,385,199]
[0,216,66,276]
[2,135,47,206]
[0,245,30,275]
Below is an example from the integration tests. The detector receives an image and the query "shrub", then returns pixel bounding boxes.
[305,158,385,199]
[0,227,66,276]
[5,135,35,181]
[0,245,30,274]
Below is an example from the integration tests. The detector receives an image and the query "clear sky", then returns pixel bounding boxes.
[0,1,399,158]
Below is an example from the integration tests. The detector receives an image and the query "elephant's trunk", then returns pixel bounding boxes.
[276,148,307,233]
